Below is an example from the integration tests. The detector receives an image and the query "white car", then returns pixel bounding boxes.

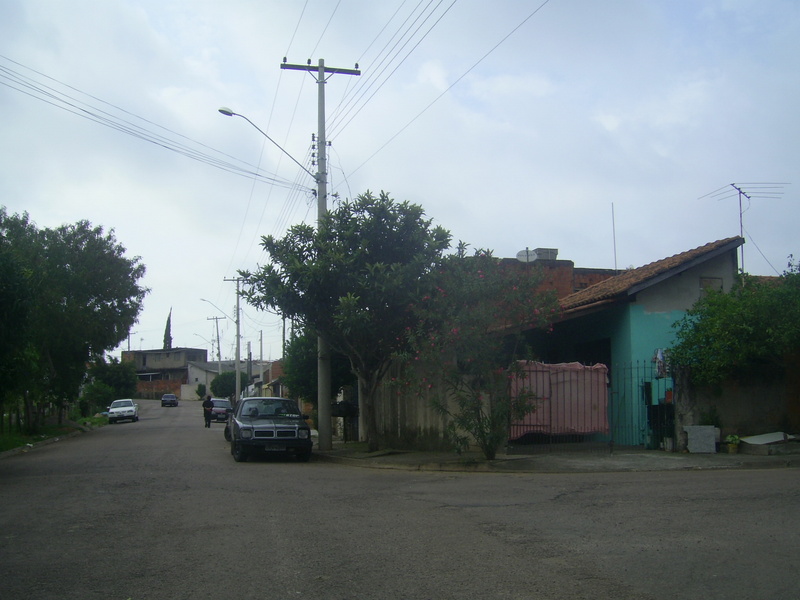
[108,399,139,424]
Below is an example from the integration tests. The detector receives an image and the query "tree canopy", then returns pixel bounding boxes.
[670,258,800,387]
[281,325,357,406]
[241,191,451,450]
[210,370,250,399]
[0,208,148,432]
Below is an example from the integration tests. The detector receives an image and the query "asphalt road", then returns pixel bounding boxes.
[1,399,798,600]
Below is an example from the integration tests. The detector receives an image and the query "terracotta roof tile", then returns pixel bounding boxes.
[560,236,743,312]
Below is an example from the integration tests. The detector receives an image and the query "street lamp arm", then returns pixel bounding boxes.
[200,298,233,320]
[218,107,318,181]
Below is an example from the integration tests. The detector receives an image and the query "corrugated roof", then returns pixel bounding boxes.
[560,236,743,313]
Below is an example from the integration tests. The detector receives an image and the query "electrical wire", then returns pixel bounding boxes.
[0,56,310,194]
[743,228,781,276]
[334,0,553,188]
[328,0,452,137]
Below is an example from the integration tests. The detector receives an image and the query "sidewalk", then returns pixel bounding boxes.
[313,441,800,473]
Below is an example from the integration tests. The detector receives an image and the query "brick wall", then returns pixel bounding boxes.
[137,380,181,400]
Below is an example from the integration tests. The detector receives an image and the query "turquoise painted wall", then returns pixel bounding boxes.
[542,247,738,447]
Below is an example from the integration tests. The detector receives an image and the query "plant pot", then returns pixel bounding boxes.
[726,443,739,454]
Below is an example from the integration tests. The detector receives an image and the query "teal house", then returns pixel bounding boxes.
[529,237,743,447]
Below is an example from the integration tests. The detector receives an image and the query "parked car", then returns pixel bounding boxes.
[210,398,231,422]
[227,397,313,463]
[161,394,179,407]
[108,399,139,424]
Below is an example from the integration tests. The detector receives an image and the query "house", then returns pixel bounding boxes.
[122,347,207,399]
[371,236,744,451]
[501,247,618,296]
[525,236,744,447]
[187,359,285,399]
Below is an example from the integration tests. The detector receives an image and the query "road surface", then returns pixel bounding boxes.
[1,399,797,599]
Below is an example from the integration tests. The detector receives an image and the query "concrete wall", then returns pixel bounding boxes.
[674,367,799,451]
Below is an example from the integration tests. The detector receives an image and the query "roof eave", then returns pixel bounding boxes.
[626,238,742,297]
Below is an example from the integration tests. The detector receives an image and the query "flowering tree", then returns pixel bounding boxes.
[402,243,559,459]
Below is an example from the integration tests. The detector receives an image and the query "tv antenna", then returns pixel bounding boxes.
[699,182,788,273]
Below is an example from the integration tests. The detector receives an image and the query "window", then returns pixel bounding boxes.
[699,277,723,293]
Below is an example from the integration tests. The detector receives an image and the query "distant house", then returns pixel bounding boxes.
[121,347,208,399]
[187,359,285,399]
[527,236,744,447]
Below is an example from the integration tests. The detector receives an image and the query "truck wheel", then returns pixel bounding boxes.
[231,441,248,462]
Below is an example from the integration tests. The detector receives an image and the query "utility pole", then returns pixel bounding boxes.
[224,276,242,405]
[259,330,264,395]
[281,58,360,451]
[207,316,225,375]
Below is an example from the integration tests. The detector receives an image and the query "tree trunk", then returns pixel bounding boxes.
[358,374,381,452]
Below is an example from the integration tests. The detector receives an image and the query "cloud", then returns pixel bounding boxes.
[1,0,797,357]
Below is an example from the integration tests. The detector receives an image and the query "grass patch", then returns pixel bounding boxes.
[0,420,104,453]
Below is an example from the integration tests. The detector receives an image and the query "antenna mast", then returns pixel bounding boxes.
[699,182,788,274]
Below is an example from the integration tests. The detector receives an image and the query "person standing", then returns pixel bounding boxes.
[202,394,214,428]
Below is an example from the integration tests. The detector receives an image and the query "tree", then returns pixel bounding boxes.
[0,229,34,433]
[163,308,172,350]
[89,356,138,401]
[282,326,357,406]
[0,208,148,432]
[401,244,559,459]
[670,258,800,387]
[79,381,115,417]
[210,370,250,400]
[241,191,451,451]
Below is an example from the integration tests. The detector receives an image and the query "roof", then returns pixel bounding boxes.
[560,236,743,314]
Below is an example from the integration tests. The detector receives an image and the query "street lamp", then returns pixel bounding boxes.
[218,107,318,181]
[219,104,334,451]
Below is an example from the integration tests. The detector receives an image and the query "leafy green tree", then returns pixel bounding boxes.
[282,326,357,406]
[195,383,206,399]
[402,244,559,459]
[210,370,250,400]
[0,208,148,432]
[0,227,34,432]
[241,191,451,451]
[89,356,138,400]
[670,258,800,387]
[79,381,115,417]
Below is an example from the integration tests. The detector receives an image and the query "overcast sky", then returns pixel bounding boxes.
[1,0,797,362]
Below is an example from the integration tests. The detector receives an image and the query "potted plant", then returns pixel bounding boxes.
[724,434,740,453]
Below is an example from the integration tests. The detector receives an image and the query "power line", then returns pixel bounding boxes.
[0,56,311,193]
[336,0,553,188]
[328,0,454,138]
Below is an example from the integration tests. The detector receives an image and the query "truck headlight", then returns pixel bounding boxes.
[240,428,253,439]
[298,429,309,439]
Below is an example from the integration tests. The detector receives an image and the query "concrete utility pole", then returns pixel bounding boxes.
[223,276,242,405]
[280,58,360,451]
[207,316,225,375]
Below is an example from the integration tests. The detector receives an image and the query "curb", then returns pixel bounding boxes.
[312,450,800,474]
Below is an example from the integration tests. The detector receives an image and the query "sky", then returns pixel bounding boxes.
[1,0,798,362]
